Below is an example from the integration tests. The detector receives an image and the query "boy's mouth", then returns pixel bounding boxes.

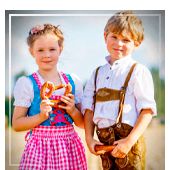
[113,48,123,52]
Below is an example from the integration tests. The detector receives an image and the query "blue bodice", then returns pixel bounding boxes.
[27,73,75,126]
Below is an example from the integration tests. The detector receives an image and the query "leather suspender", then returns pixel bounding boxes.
[116,63,137,125]
[93,63,137,126]
[93,66,101,111]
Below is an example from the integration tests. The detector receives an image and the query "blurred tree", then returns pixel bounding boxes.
[5,70,27,126]
[150,67,165,123]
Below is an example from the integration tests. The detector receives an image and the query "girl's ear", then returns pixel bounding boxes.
[29,47,34,57]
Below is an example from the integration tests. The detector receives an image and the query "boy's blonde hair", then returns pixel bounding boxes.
[104,11,144,46]
[27,24,64,49]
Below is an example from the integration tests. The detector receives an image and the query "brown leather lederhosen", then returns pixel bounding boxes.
[93,64,146,170]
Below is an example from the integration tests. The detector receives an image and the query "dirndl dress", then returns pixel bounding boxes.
[19,72,87,170]
[19,125,87,170]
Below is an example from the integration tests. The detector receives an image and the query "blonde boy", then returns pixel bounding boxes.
[83,11,156,170]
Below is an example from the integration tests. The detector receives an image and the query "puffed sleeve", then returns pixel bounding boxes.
[133,64,157,116]
[70,73,83,104]
[13,76,34,107]
[81,69,96,114]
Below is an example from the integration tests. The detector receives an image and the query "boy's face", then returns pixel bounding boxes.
[104,32,137,62]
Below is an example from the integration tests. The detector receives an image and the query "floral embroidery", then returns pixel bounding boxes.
[32,72,73,126]
[30,25,45,35]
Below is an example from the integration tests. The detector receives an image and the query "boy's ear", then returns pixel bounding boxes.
[134,41,140,47]
[58,46,63,55]
[104,32,107,42]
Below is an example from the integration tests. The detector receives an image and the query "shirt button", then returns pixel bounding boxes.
[106,76,109,80]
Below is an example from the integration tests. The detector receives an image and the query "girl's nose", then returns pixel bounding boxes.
[44,51,51,58]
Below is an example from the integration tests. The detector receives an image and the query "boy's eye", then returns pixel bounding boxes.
[111,35,117,39]
[122,39,131,43]
[38,49,44,52]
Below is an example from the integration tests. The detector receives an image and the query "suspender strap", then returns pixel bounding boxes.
[93,66,101,111]
[93,63,137,126]
[122,63,137,90]
[116,63,137,125]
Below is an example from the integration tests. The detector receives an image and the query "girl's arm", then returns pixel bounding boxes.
[71,103,84,128]
[59,94,84,128]
[12,100,52,131]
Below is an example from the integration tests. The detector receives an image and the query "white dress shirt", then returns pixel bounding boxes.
[82,56,157,128]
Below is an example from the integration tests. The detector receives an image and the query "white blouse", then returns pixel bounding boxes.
[82,56,157,128]
[13,71,83,108]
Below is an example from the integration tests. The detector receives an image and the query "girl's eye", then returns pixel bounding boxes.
[50,48,56,51]
[38,49,44,52]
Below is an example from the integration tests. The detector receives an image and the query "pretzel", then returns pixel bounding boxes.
[94,144,117,154]
[40,81,72,107]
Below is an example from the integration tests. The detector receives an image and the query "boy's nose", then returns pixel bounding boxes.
[115,39,123,46]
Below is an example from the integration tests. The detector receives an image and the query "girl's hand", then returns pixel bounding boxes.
[40,99,52,120]
[111,137,134,158]
[58,94,76,115]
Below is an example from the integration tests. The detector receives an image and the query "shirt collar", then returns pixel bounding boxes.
[105,55,132,68]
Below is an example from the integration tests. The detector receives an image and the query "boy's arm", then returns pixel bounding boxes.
[84,109,95,140]
[111,108,152,158]
[84,109,102,155]
[126,108,152,145]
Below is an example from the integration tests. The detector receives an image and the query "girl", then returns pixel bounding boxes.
[12,24,87,170]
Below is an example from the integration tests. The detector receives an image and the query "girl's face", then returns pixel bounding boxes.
[30,34,62,71]
[104,31,137,63]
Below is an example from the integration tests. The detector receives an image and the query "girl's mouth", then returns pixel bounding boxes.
[42,61,52,64]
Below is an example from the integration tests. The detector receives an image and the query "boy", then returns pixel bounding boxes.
[83,11,156,170]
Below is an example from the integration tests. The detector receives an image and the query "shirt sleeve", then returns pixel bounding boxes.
[133,64,157,116]
[13,76,34,107]
[81,69,96,114]
[70,73,83,104]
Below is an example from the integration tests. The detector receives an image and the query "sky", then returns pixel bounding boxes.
[6,10,165,96]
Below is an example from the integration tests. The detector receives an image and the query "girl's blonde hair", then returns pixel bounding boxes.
[27,24,64,49]
[104,11,144,45]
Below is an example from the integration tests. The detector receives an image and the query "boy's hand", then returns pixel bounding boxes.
[58,94,76,115]
[40,99,52,120]
[111,137,134,158]
[86,138,104,155]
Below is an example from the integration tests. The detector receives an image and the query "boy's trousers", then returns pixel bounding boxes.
[96,123,146,170]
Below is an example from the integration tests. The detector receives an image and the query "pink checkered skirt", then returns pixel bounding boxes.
[19,125,87,170]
